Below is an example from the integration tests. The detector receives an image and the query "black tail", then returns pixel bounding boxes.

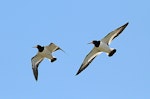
[108,49,116,57]
[51,58,57,62]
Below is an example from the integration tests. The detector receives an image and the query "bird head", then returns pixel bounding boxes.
[33,45,44,52]
[88,40,100,47]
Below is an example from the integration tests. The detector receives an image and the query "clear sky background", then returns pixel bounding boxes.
[0,0,150,99]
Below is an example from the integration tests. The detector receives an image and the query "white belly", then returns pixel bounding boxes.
[98,42,112,53]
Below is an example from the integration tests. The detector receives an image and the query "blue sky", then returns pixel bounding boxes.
[0,0,150,99]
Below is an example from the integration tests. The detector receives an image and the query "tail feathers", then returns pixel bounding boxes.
[51,58,57,62]
[108,49,116,57]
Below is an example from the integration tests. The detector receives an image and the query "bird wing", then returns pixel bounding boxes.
[46,43,65,53]
[101,22,128,45]
[76,48,102,75]
[31,53,44,81]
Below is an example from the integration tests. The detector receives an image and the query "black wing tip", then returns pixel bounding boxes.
[75,64,85,76]
[60,48,65,53]
[123,22,129,27]
[76,56,96,76]
[34,74,38,81]
[76,70,82,75]
[33,73,38,81]
[116,22,129,33]
[35,77,38,81]
[32,68,38,81]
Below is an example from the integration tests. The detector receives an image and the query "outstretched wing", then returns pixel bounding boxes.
[76,48,102,75]
[101,22,128,45]
[46,43,65,53]
[31,53,44,81]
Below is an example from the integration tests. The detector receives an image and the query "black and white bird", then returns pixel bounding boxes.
[76,22,129,75]
[31,43,64,81]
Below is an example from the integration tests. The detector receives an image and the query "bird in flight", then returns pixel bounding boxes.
[76,22,129,75]
[31,43,64,81]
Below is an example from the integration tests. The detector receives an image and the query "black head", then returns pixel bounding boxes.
[91,40,100,47]
[34,45,44,52]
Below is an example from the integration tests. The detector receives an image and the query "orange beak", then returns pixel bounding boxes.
[32,46,37,48]
[88,42,93,44]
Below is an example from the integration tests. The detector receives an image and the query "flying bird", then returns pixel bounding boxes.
[76,22,129,75]
[31,43,64,81]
